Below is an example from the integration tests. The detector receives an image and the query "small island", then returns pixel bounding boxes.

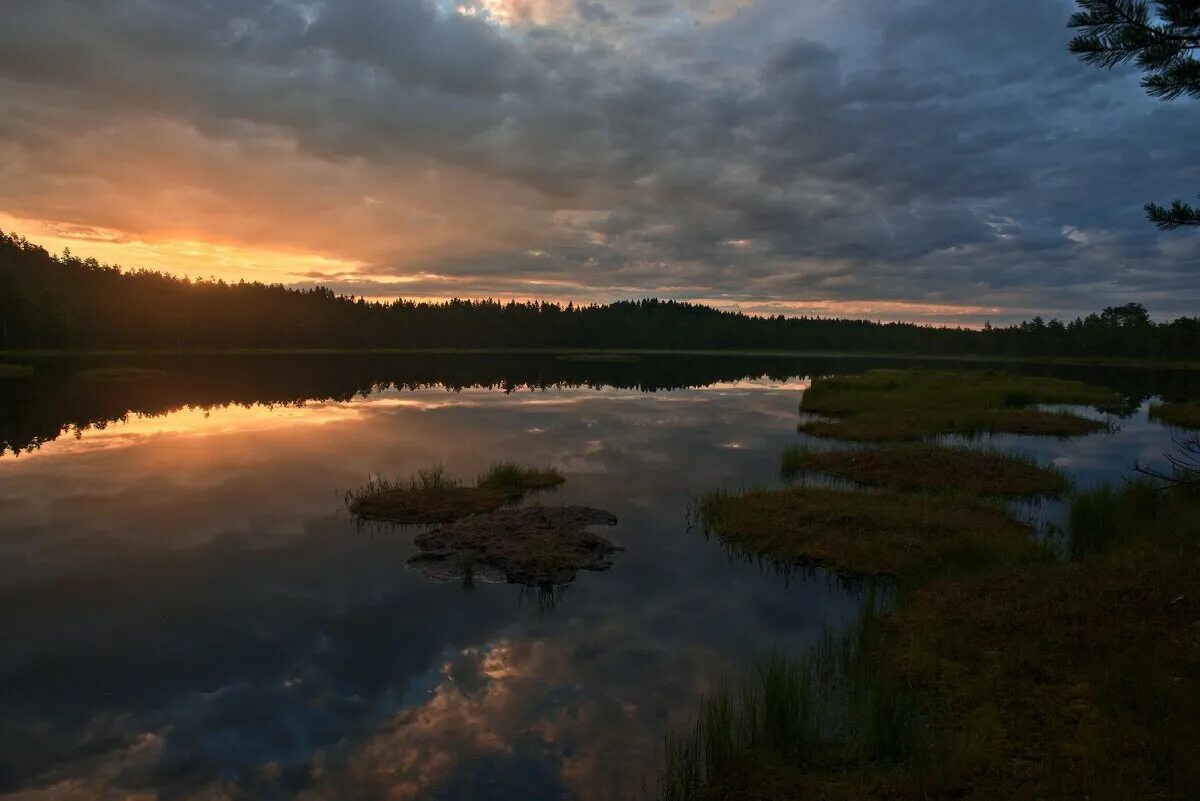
[346,463,621,586]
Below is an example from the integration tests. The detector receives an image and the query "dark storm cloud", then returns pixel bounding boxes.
[0,0,1196,320]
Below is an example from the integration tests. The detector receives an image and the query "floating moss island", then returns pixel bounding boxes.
[798,369,1121,441]
[346,463,565,523]
[411,505,621,586]
[346,463,620,586]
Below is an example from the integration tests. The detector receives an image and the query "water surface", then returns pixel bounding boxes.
[0,354,1194,799]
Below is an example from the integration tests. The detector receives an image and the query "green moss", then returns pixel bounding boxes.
[346,463,563,524]
[781,443,1069,498]
[798,369,1120,441]
[696,485,1047,581]
[1149,400,1200,430]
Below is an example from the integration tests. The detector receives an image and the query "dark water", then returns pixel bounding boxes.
[0,354,1195,800]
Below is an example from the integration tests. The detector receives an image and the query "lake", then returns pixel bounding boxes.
[1,353,1195,800]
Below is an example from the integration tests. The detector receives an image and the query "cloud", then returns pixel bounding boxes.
[0,0,1197,322]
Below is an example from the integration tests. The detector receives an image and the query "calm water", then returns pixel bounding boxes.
[0,354,1195,800]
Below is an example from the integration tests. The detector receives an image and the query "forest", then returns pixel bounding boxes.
[3,229,1198,360]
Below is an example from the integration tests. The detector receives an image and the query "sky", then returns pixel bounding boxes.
[0,0,1197,326]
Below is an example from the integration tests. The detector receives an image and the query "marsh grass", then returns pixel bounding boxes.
[476,462,565,494]
[660,603,921,801]
[781,442,1070,498]
[1149,400,1200,430]
[680,479,1200,799]
[885,481,1200,799]
[346,462,564,523]
[797,369,1120,441]
[0,363,34,378]
[695,485,1049,581]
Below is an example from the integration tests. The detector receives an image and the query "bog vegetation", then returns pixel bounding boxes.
[780,442,1069,497]
[669,363,1200,799]
[345,463,564,524]
[797,369,1121,441]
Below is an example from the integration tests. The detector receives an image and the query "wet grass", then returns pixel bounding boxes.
[696,485,1048,581]
[798,369,1120,441]
[661,605,919,801]
[676,476,1200,799]
[781,443,1069,498]
[346,462,563,524]
[0,363,34,378]
[476,462,565,494]
[883,482,1200,799]
[1149,400,1200,430]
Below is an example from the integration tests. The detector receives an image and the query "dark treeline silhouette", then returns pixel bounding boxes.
[3,230,1199,359]
[6,352,1200,458]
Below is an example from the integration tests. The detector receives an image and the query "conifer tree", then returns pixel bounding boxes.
[1068,1,1200,228]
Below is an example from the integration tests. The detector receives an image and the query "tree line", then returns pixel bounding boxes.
[2,230,1198,360]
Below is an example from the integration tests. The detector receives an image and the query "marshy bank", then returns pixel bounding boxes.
[780,442,1069,498]
[797,369,1121,441]
[664,369,1199,799]
[1149,400,1200,430]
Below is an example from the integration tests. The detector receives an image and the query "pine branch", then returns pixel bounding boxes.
[1144,197,1200,229]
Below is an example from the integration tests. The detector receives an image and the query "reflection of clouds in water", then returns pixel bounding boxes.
[0,378,1185,799]
[981,401,1174,490]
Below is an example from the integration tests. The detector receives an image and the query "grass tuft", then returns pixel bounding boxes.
[346,462,562,524]
[476,462,564,495]
[660,604,920,801]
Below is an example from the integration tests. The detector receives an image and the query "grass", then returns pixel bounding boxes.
[0,363,34,378]
[781,443,1069,498]
[798,369,1120,441]
[346,462,564,523]
[476,462,565,494]
[661,606,919,801]
[882,482,1200,799]
[696,485,1048,581]
[675,477,1200,799]
[1149,400,1200,430]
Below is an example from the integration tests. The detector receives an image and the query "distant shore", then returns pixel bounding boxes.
[3,347,1199,371]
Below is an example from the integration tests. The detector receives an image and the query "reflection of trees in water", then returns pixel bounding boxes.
[3,353,1197,456]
